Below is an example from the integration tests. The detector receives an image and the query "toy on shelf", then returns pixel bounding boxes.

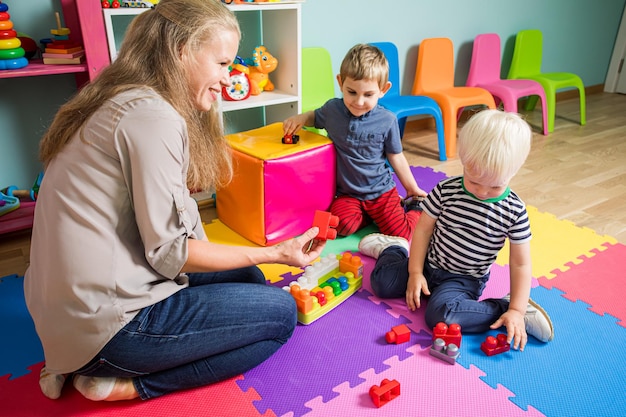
[480,333,511,356]
[432,321,462,347]
[2,172,43,202]
[119,1,158,7]
[369,379,400,408]
[0,191,19,216]
[385,324,411,344]
[101,1,122,8]
[222,56,251,101]
[312,210,339,240]
[0,1,28,71]
[42,12,85,65]
[429,338,460,364]
[283,252,363,324]
[247,45,277,95]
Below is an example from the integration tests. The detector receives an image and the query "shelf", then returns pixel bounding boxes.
[222,90,298,112]
[0,60,88,79]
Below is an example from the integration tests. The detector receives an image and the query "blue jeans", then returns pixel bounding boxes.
[75,266,296,399]
[370,247,508,332]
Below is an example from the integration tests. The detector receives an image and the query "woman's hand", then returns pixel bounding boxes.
[272,227,326,267]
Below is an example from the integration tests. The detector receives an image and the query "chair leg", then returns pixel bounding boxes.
[524,95,540,112]
[578,85,586,126]
[442,110,457,159]
[398,117,407,138]
[539,93,549,135]
[545,87,556,133]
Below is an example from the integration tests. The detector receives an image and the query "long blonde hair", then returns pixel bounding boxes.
[39,0,240,190]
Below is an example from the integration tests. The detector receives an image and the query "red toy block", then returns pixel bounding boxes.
[312,210,339,240]
[385,324,411,344]
[369,378,400,408]
[480,333,511,356]
[432,322,462,347]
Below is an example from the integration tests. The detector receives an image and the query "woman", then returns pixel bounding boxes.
[25,0,324,401]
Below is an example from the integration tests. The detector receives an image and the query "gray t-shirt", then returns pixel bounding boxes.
[25,88,204,374]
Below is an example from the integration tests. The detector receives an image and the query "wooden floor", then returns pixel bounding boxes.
[1,92,625,278]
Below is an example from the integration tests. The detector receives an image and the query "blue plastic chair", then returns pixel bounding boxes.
[370,42,446,161]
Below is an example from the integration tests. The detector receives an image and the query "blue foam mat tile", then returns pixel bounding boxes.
[0,275,44,379]
[457,285,626,417]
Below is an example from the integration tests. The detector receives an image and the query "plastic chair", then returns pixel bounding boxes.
[370,42,446,161]
[467,33,548,135]
[507,29,586,133]
[411,37,496,158]
[301,47,335,136]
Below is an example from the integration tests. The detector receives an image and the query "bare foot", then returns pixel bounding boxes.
[74,376,139,401]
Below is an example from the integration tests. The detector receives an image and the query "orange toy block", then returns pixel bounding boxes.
[338,252,363,279]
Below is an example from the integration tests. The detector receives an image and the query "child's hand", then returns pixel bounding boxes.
[405,186,428,199]
[405,273,430,311]
[283,113,309,136]
[490,309,527,351]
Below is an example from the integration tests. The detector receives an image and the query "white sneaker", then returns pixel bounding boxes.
[503,295,554,342]
[358,233,409,259]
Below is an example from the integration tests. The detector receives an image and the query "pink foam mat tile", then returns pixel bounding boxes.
[301,345,545,417]
[538,242,626,327]
[0,363,273,417]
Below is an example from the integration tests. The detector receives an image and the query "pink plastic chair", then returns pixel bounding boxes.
[466,33,548,135]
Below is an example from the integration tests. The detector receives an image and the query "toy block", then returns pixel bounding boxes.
[480,334,511,356]
[432,321,462,347]
[429,338,460,364]
[338,252,363,278]
[312,210,339,240]
[369,378,400,408]
[283,252,363,324]
[297,253,339,290]
[386,324,411,344]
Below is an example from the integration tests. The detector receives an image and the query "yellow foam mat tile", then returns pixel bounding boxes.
[496,206,617,279]
[203,219,303,284]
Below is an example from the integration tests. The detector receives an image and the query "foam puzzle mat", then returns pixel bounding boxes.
[1,166,624,416]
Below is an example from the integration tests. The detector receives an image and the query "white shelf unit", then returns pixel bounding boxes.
[102,3,302,132]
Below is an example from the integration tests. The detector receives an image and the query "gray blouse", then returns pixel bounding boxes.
[24,88,205,374]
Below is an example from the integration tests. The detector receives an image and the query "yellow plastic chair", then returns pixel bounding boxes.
[301,47,335,135]
[507,29,586,132]
[411,37,496,158]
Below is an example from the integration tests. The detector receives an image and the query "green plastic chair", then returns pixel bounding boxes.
[507,29,585,132]
[301,47,335,135]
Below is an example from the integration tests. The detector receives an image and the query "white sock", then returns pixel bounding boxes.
[73,375,117,401]
[39,367,67,400]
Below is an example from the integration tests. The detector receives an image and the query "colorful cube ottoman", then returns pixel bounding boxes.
[217,123,336,246]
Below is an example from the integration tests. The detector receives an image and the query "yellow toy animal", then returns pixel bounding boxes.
[247,45,277,95]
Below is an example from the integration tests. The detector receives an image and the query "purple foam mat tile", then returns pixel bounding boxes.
[393,166,449,197]
[236,289,414,417]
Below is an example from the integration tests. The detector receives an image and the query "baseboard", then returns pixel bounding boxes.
[406,83,603,130]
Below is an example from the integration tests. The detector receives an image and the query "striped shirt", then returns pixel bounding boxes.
[421,176,531,278]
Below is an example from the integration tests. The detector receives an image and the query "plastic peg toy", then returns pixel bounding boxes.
[338,252,363,278]
[0,1,28,70]
[429,338,460,364]
[50,12,70,38]
[369,379,400,408]
[480,333,511,356]
[385,324,411,344]
[432,321,462,347]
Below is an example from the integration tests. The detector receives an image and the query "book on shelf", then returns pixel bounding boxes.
[43,55,86,65]
[44,46,84,55]
[42,51,85,59]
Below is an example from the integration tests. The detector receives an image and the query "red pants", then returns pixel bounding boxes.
[329,188,420,240]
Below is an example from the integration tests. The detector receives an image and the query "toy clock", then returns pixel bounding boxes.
[222,56,251,101]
